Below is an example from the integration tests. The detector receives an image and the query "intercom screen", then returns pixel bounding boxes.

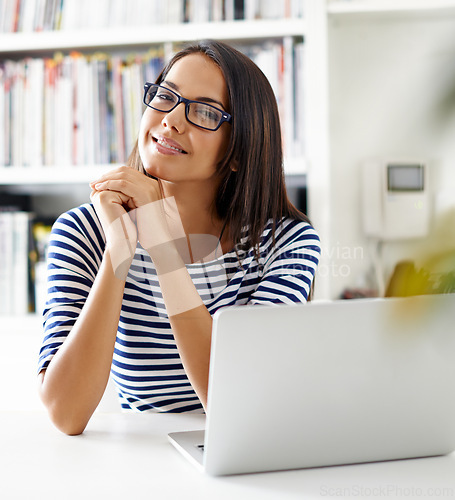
[387,165,424,192]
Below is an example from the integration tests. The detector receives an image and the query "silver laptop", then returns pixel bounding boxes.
[168,294,455,476]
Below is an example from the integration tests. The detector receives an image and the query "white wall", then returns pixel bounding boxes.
[326,12,455,299]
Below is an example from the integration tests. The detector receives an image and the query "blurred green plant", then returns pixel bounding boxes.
[386,255,455,297]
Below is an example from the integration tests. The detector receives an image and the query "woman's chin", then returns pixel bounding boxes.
[141,160,160,179]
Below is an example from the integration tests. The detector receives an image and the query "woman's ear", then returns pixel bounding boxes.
[230,160,238,172]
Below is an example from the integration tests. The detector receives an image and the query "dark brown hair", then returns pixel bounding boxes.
[128,39,311,254]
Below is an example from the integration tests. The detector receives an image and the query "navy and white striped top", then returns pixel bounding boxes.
[38,203,320,413]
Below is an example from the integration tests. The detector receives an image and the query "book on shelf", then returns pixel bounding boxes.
[0,209,53,316]
[236,38,305,159]
[32,219,53,316]
[0,0,304,33]
[0,208,32,315]
[0,194,53,316]
[0,39,305,169]
[0,48,165,167]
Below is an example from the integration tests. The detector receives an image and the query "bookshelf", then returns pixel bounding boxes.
[0,18,307,175]
[0,22,307,181]
[0,19,307,53]
[0,165,114,185]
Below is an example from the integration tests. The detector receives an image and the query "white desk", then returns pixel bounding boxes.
[2,319,455,499]
[2,410,455,500]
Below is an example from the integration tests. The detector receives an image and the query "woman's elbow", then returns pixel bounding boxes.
[47,406,88,436]
[37,371,88,436]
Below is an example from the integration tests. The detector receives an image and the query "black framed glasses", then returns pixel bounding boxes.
[143,82,232,131]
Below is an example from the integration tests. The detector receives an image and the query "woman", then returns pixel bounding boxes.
[37,40,320,435]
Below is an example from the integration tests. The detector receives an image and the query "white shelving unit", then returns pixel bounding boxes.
[0,18,306,53]
[0,165,115,185]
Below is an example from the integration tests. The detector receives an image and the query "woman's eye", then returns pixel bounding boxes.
[156,92,175,102]
[196,106,218,121]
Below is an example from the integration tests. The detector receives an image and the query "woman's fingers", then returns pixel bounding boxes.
[89,165,131,187]
[90,188,131,228]
[92,179,129,193]
[90,166,161,208]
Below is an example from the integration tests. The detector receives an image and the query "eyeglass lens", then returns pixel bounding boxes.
[145,85,224,130]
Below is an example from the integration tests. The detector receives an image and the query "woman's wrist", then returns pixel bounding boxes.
[105,214,136,280]
[136,196,185,249]
[156,267,204,317]
[146,238,186,275]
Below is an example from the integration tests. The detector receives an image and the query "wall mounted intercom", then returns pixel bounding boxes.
[361,160,430,240]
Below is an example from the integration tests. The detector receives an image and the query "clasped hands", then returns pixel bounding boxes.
[90,166,184,280]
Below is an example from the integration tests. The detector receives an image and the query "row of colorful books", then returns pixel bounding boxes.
[240,39,306,160]
[0,48,164,167]
[0,0,304,33]
[0,40,305,168]
[0,207,52,316]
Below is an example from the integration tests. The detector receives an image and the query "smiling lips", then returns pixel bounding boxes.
[153,135,188,155]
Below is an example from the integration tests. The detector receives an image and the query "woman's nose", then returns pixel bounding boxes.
[161,102,186,133]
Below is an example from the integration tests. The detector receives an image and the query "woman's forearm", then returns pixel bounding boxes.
[38,251,126,435]
[169,304,213,410]
[147,242,213,410]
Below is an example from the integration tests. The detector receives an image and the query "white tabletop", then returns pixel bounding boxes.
[1,409,455,500]
[2,319,455,499]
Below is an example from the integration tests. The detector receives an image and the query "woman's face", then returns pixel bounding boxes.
[138,53,231,187]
